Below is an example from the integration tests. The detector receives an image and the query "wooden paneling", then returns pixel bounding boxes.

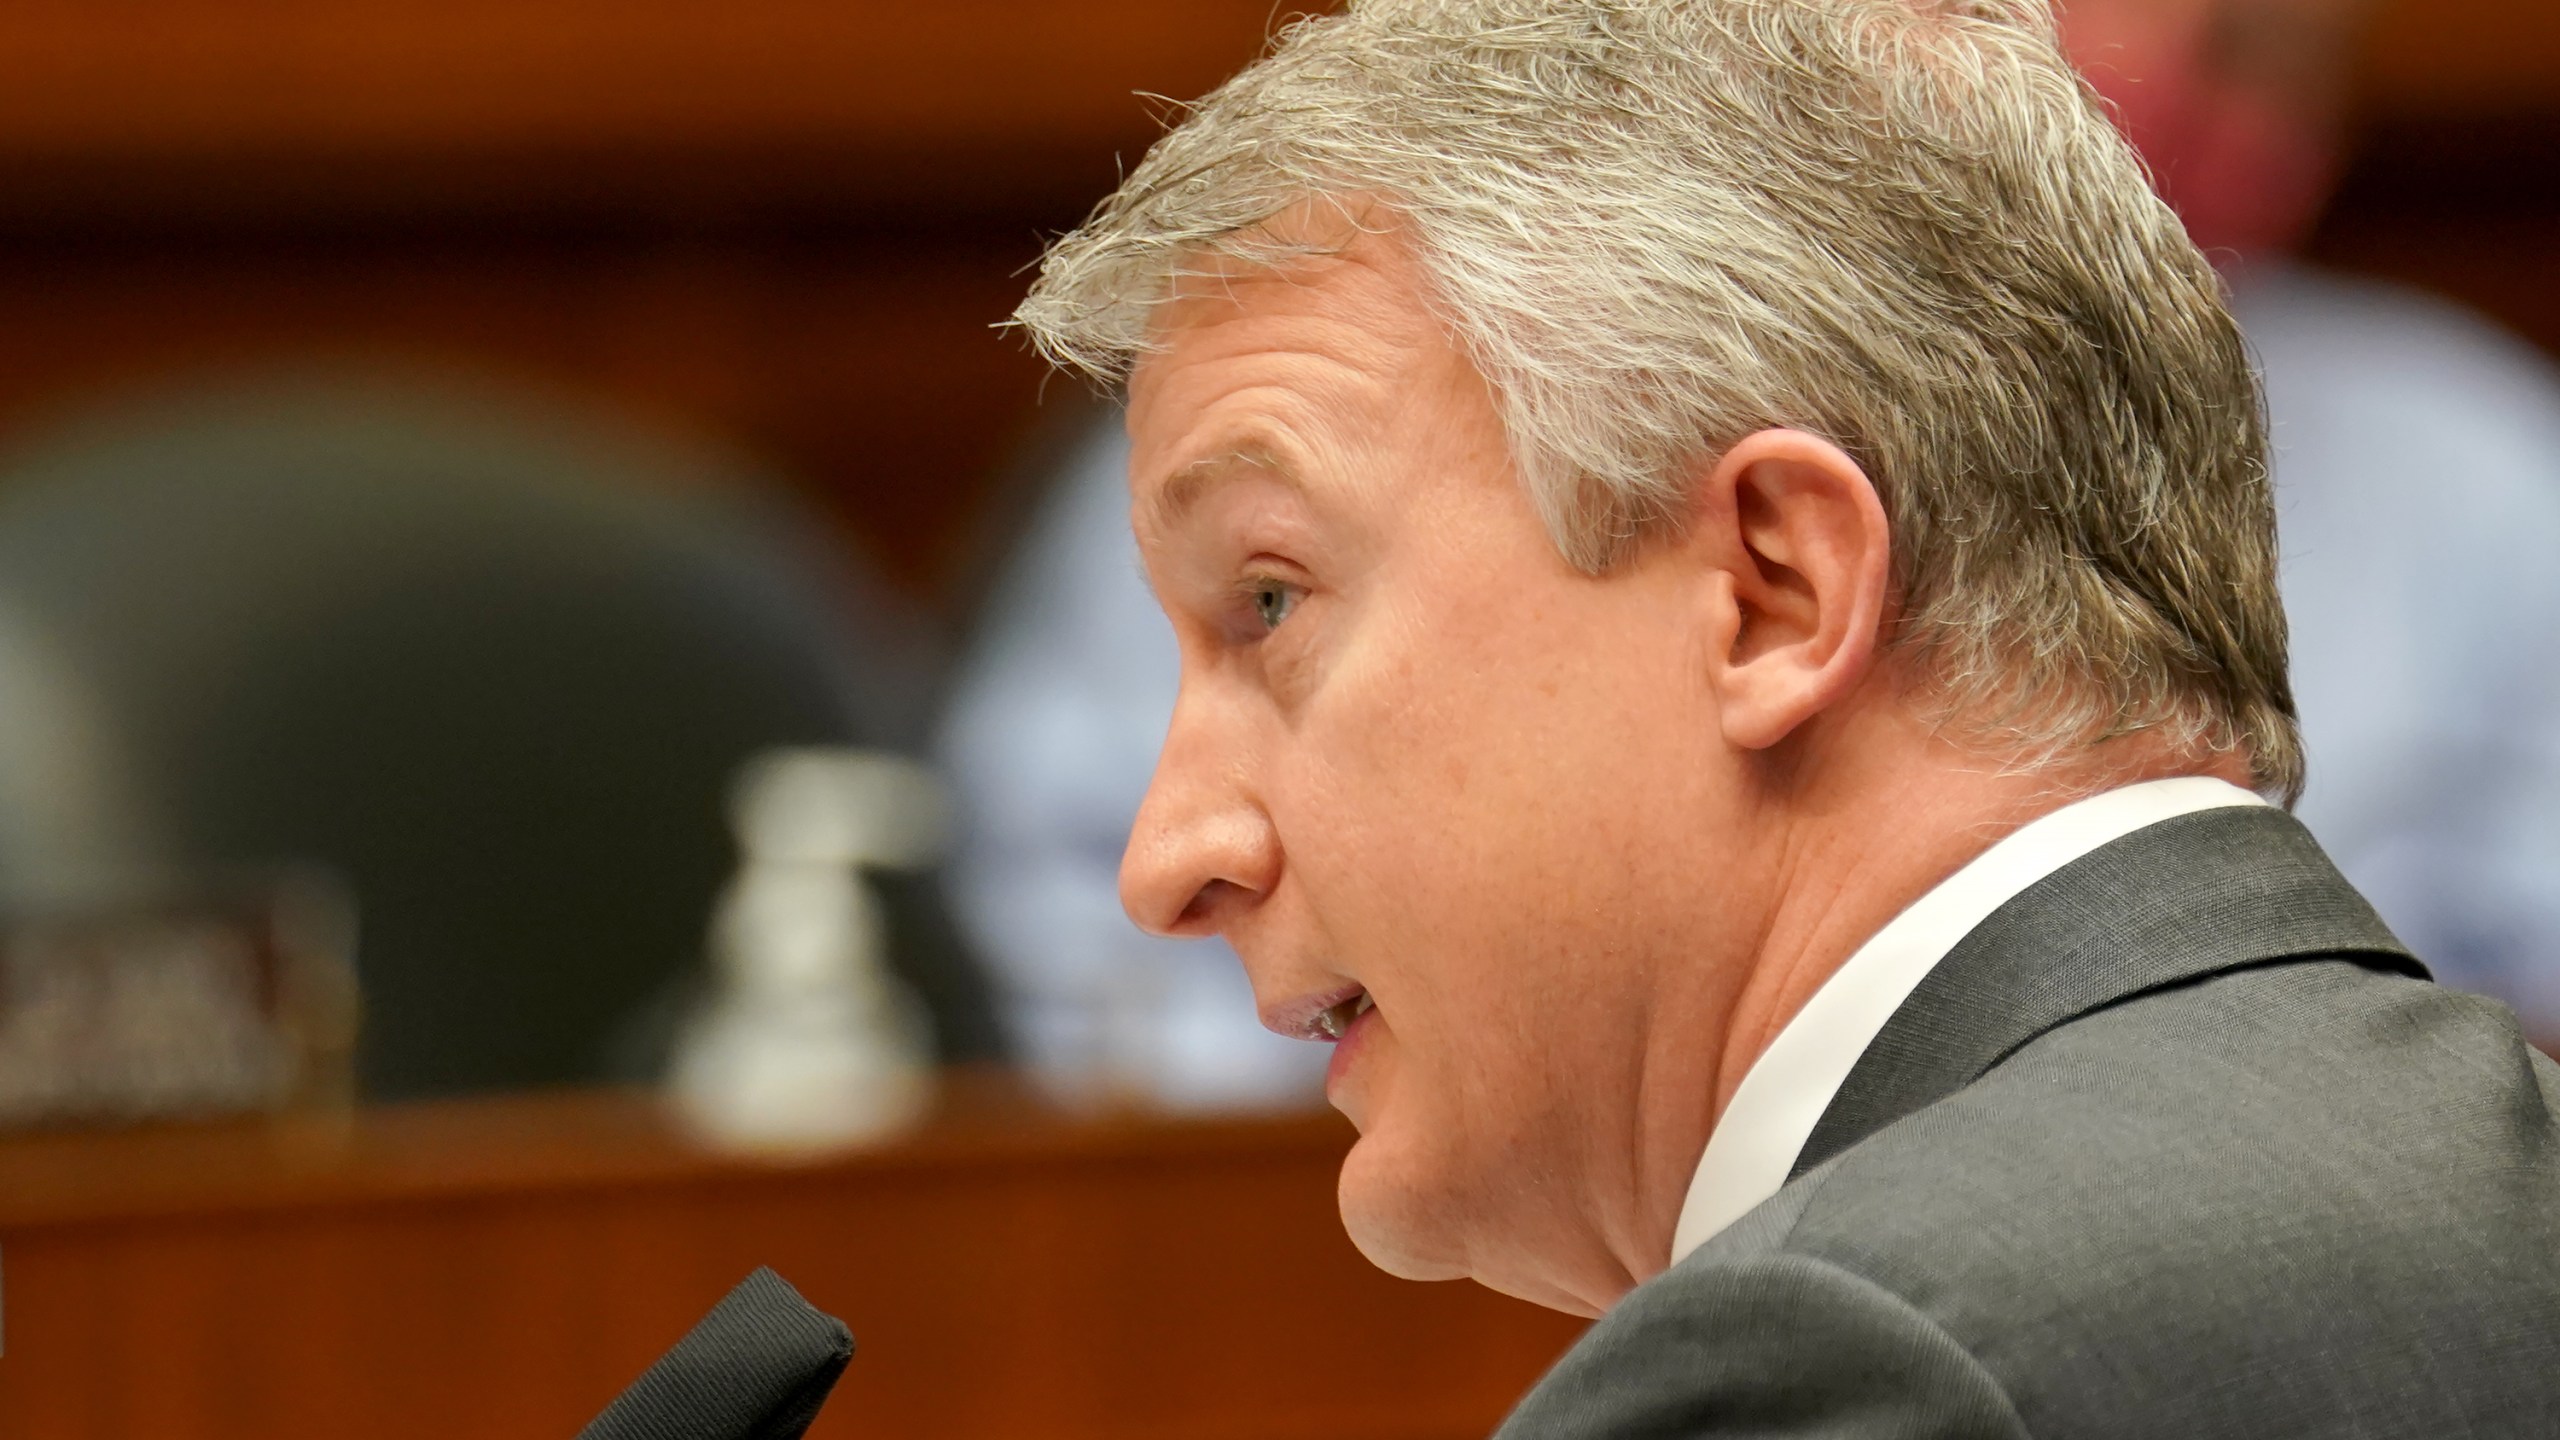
[0,0,2538,160]
[0,0,1293,150]
[0,1,1302,225]
[0,3,1320,603]
[0,2,1217,145]
[0,1,2543,601]
[2362,0,2560,112]
[0,1079,1587,1440]
[0,227,1053,594]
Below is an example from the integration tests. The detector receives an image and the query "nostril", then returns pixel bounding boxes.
[1175,878,1253,934]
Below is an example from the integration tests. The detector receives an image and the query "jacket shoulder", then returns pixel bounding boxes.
[1753,960,2560,1437]
[1495,1246,2028,1440]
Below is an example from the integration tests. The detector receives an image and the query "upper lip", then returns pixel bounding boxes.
[1264,983,1367,1043]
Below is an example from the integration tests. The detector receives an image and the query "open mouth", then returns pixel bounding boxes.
[1309,989,1375,1042]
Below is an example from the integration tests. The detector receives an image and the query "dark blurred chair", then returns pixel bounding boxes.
[0,367,1000,1101]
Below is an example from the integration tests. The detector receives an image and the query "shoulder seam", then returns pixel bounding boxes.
[1773,1160,1841,1250]
[1767,1242,2037,1439]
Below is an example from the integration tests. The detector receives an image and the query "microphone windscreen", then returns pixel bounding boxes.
[578,1267,855,1440]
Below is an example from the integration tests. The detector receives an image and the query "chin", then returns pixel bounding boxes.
[1334,1108,1617,1317]
[1336,1129,1475,1283]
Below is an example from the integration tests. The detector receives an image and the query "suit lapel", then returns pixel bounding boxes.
[1791,805,2424,1180]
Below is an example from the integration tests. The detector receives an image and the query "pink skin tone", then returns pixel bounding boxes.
[2060,0,2367,257]
[1118,209,2253,1317]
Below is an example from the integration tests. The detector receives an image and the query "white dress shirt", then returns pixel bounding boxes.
[1667,776,2269,1265]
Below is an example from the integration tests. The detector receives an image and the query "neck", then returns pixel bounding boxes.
[1613,700,2254,1290]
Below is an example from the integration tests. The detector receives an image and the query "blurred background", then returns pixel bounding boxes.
[0,1,2552,1437]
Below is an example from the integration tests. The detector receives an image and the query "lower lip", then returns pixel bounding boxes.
[1324,1004,1379,1098]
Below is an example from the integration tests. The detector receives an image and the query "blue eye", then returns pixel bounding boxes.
[1251,579,1301,631]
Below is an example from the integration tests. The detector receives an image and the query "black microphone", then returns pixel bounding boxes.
[578,1267,855,1440]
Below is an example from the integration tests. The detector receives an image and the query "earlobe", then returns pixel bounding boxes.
[1695,430,1894,752]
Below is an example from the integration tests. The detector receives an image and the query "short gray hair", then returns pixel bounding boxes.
[1014,0,2301,800]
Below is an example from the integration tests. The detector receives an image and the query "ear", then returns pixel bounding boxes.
[1689,429,1893,751]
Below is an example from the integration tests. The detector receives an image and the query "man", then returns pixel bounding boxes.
[1014,0,2560,1432]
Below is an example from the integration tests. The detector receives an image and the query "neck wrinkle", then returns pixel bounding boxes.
[1708,800,1970,1122]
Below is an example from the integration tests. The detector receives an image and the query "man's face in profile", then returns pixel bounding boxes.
[1116,217,1769,1312]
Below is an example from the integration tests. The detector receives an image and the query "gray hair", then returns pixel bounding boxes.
[1013,0,2301,800]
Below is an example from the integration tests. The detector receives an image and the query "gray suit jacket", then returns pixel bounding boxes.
[1498,806,2560,1437]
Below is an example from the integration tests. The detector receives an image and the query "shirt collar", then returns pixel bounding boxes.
[1666,775,2270,1265]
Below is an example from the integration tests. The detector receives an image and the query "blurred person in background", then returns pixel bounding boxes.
[2063,0,2560,1047]
[939,414,1325,1108]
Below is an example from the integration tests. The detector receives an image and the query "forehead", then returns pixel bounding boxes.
[1130,231,1438,412]
[1124,224,1453,505]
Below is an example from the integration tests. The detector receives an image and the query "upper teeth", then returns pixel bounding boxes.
[1314,991,1373,1042]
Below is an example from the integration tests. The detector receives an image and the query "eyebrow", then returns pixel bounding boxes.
[1145,446,1302,535]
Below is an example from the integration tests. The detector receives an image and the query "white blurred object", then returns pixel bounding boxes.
[938,420,1329,1112]
[0,603,154,893]
[670,749,942,1154]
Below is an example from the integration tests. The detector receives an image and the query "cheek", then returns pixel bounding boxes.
[1272,582,1714,1032]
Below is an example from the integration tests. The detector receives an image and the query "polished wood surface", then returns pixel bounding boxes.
[0,1075,1587,1439]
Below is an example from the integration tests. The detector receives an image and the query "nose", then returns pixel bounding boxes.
[1119,690,1280,938]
